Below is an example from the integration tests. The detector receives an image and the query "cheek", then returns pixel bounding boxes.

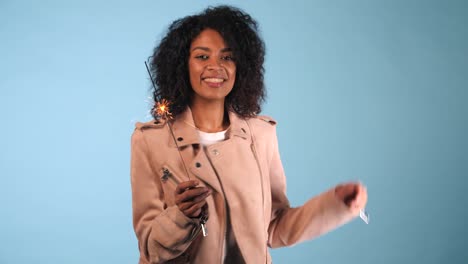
[188,61,200,83]
[229,66,236,81]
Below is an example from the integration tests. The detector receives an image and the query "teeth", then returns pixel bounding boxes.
[204,78,224,83]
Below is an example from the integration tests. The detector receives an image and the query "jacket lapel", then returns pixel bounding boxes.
[169,108,223,194]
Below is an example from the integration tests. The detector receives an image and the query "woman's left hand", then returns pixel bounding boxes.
[335,182,368,213]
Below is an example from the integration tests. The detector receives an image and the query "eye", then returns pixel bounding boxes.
[195,55,209,60]
[222,55,234,61]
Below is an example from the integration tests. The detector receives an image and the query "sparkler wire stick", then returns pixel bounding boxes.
[145,61,158,93]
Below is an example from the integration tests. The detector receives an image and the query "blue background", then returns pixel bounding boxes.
[1,0,467,263]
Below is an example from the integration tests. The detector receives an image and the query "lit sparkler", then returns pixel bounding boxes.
[145,62,190,180]
[154,98,173,120]
[144,61,208,236]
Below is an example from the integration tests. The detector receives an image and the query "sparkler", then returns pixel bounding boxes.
[144,61,208,236]
[145,62,190,180]
[154,99,173,120]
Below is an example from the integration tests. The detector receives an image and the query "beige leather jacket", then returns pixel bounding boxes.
[130,107,357,264]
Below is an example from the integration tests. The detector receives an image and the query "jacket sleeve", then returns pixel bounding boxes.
[131,128,200,263]
[266,128,358,248]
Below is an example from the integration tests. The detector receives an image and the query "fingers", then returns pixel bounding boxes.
[174,180,212,218]
[177,189,211,210]
[182,200,207,217]
[336,182,368,210]
[175,180,200,194]
[343,184,358,206]
[175,186,211,204]
[335,183,356,206]
[178,191,210,218]
[353,184,368,209]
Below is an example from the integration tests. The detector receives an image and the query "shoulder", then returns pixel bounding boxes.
[245,115,279,157]
[134,119,167,131]
[247,115,277,130]
[255,115,277,126]
[245,114,278,140]
[131,119,168,146]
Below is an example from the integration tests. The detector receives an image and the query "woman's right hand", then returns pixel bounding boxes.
[174,180,212,218]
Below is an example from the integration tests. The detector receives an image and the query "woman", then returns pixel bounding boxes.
[131,6,367,264]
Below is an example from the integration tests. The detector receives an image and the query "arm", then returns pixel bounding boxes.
[131,129,200,263]
[266,129,359,248]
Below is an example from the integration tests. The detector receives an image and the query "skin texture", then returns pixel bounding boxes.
[188,29,237,133]
[188,29,236,108]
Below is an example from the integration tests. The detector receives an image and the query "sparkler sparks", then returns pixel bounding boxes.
[154,98,173,119]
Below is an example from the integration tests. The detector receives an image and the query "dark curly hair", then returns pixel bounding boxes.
[149,5,266,119]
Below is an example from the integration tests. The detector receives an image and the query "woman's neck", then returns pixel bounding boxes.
[190,99,229,133]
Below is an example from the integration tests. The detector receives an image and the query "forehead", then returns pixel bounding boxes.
[190,28,229,49]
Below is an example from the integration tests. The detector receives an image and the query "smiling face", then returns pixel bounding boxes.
[188,29,236,105]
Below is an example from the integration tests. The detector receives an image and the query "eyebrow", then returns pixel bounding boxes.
[191,47,232,53]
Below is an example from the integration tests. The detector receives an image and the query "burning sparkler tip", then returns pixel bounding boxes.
[154,98,173,120]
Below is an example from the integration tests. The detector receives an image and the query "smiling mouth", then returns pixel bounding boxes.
[203,78,224,83]
[202,77,226,88]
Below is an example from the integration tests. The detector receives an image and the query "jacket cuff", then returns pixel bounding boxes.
[149,205,200,250]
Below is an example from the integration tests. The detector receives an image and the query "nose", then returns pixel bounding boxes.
[206,57,224,71]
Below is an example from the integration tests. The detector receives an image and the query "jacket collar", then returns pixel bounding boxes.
[168,107,250,148]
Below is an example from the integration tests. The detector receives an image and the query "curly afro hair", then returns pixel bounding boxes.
[149,5,266,119]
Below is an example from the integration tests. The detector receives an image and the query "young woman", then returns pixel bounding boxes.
[131,6,367,264]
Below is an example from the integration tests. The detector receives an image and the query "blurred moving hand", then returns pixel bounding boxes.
[335,182,368,214]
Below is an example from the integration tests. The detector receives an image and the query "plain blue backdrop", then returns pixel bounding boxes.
[1,0,467,263]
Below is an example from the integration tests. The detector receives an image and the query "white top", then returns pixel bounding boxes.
[197,129,227,146]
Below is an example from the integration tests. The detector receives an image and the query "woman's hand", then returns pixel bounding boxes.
[335,182,368,213]
[174,180,212,218]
